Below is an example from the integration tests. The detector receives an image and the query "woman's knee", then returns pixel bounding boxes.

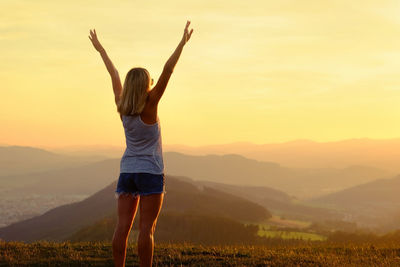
[139,222,156,235]
[115,222,133,237]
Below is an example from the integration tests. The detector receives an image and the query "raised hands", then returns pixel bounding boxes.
[180,21,194,45]
[88,29,105,53]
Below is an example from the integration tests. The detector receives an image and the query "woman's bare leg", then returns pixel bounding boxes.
[138,193,164,267]
[112,194,140,267]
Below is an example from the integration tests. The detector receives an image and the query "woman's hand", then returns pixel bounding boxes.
[88,29,105,53]
[180,20,194,45]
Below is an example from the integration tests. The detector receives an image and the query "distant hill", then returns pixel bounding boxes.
[1,150,390,200]
[0,145,106,177]
[1,152,344,227]
[164,152,391,199]
[308,175,400,228]
[43,139,400,172]
[164,138,400,172]
[163,176,270,222]
[47,144,124,159]
[1,158,120,195]
[193,180,342,222]
[45,139,400,172]
[0,175,270,242]
[380,211,400,233]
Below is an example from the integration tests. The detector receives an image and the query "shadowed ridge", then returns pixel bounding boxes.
[0,175,271,242]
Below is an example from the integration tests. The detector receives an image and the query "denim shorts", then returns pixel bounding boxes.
[115,172,166,199]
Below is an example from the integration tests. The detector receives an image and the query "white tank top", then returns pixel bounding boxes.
[120,114,164,174]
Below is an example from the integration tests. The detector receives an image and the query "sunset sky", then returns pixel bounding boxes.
[2,0,400,148]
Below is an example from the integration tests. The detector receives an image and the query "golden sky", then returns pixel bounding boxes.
[2,0,400,148]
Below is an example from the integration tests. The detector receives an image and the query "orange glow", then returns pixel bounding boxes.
[1,0,400,148]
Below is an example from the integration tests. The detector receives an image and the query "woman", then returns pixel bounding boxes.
[89,21,193,267]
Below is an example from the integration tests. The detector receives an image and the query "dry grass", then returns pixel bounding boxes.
[1,240,400,266]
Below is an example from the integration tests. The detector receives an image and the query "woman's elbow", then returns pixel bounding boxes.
[163,64,174,74]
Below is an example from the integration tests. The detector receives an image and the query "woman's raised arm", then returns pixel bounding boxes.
[89,29,122,105]
[148,21,194,105]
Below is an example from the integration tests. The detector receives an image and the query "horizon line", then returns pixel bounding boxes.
[3,137,400,151]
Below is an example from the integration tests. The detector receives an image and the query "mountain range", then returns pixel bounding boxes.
[1,144,400,235]
[0,175,270,242]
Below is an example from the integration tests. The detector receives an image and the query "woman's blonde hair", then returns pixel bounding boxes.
[117,67,151,116]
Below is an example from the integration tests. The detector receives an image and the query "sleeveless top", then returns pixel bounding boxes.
[119,114,164,174]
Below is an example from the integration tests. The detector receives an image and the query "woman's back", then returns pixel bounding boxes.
[120,114,164,174]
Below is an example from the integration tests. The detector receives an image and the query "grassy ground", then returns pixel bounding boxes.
[2,240,400,266]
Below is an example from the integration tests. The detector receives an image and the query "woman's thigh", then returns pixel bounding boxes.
[117,194,140,232]
[139,193,164,231]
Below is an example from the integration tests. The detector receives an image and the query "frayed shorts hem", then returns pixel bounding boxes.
[114,190,167,199]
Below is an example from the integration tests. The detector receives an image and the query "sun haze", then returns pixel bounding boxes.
[1,0,400,148]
